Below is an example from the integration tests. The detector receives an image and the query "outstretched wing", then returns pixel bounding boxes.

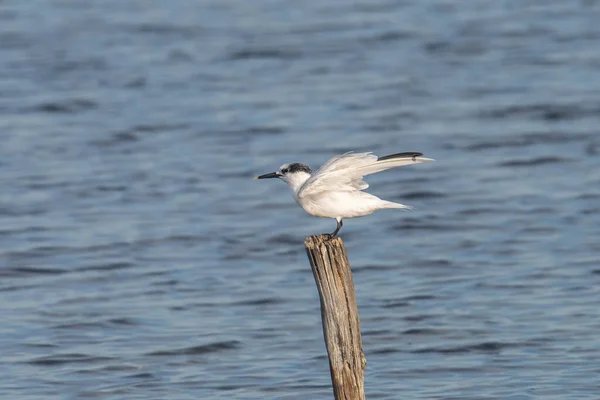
[297,152,433,199]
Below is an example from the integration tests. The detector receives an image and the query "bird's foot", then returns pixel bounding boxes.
[321,233,337,241]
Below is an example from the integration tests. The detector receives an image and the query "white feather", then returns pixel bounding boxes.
[298,152,434,199]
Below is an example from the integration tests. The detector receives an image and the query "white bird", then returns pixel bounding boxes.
[255,151,434,237]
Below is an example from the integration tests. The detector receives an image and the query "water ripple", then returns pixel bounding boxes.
[146,341,241,357]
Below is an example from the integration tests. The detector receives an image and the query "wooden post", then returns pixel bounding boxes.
[304,234,366,400]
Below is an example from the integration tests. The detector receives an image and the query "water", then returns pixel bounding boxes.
[1,0,600,399]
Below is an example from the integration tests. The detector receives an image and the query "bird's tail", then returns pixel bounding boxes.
[381,200,412,210]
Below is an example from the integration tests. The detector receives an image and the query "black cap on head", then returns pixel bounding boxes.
[281,163,312,175]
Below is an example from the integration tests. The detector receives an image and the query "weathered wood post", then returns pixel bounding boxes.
[304,234,366,400]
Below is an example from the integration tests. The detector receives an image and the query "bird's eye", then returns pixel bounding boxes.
[281,168,288,174]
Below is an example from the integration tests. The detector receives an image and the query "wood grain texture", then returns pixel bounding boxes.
[304,235,366,400]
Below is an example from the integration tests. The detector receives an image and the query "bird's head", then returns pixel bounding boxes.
[255,163,312,191]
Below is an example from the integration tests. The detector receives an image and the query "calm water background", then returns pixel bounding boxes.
[1,1,600,399]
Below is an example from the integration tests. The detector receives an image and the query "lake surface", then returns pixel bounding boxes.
[1,1,600,399]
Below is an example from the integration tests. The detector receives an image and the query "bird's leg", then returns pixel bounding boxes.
[326,218,343,239]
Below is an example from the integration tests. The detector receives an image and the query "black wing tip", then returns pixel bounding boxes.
[377,152,423,162]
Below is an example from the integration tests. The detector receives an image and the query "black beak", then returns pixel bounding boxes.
[254,172,280,180]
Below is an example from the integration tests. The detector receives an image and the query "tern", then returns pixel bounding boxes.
[255,151,434,237]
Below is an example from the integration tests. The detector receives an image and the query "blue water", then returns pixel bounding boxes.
[1,1,600,399]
